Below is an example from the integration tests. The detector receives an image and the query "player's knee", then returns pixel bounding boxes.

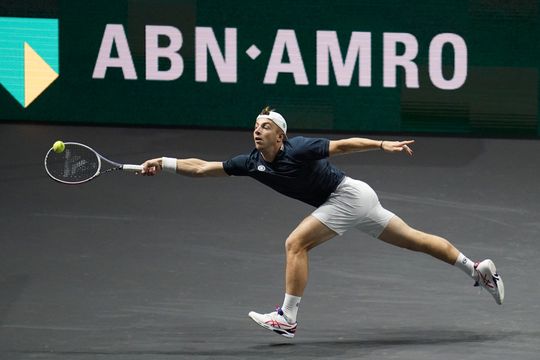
[285,236,307,255]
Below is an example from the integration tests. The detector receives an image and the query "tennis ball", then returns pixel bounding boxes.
[53,140,65,153]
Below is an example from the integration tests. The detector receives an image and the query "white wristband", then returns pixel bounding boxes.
[161,157,177,173]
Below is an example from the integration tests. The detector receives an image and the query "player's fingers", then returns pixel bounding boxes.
[141,162,156,175]
[144,168,156,176]
[400,140,414,155]
[140,163,149,174]
[399,140,414,146]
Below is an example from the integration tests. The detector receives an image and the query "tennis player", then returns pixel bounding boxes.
[141,107,504,338]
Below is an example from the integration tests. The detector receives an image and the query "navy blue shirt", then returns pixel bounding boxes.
[222,136,345,207]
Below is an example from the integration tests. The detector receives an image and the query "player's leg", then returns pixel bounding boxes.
[248,215,337,338]
[378,215,459,264]
[284,215,337,296]
[378,215,504,304]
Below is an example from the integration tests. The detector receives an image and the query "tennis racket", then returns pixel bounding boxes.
[44,142,143,185]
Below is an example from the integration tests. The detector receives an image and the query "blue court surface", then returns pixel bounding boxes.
[1,123,539,359]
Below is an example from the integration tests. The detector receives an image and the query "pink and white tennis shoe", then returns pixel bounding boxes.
[474,259,505,305]
[248,307,297,338]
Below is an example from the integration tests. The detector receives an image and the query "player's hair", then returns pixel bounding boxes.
[260,106,275,115]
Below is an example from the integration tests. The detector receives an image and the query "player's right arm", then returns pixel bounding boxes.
[141,158,228,177]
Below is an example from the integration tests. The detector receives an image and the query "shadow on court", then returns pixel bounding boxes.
[7,328,523,359]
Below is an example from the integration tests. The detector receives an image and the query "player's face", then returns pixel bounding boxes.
[253,119,282,150]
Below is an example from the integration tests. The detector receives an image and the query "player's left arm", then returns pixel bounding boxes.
[328,138,414,156]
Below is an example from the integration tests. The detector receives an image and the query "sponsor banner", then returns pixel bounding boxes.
[0,0,538,136]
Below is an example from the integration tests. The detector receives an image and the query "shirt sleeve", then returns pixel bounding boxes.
[289,137,330,161]
[222,154,250,176]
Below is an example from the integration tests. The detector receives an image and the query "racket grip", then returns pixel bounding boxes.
[122,164,144,172]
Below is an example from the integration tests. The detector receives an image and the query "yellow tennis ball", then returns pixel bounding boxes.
[53,140,65,153]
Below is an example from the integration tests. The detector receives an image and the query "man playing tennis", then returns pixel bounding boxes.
[141,107,504,338]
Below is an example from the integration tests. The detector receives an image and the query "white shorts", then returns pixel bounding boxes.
[312,177,395,237]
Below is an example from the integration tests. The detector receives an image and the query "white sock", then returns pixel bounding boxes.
[281,293,301,323]
[454,253,476,279]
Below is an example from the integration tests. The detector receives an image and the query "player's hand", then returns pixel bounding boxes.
[382,140,414,156]
[140,158,162,176]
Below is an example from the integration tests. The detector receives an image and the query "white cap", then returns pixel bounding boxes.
[256,111,287,136]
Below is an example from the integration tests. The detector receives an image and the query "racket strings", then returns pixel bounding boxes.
[64,148,98,178]
[46,144,100,183]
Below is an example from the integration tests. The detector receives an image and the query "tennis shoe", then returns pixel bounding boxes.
[248,307,297,338]
[474,259,504,305]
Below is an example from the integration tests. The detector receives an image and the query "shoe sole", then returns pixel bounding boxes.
[248,312,295,338]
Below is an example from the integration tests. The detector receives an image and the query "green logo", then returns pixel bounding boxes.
[0,17,59,108]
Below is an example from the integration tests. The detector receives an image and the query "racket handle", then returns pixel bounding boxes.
[122,164,144,172]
